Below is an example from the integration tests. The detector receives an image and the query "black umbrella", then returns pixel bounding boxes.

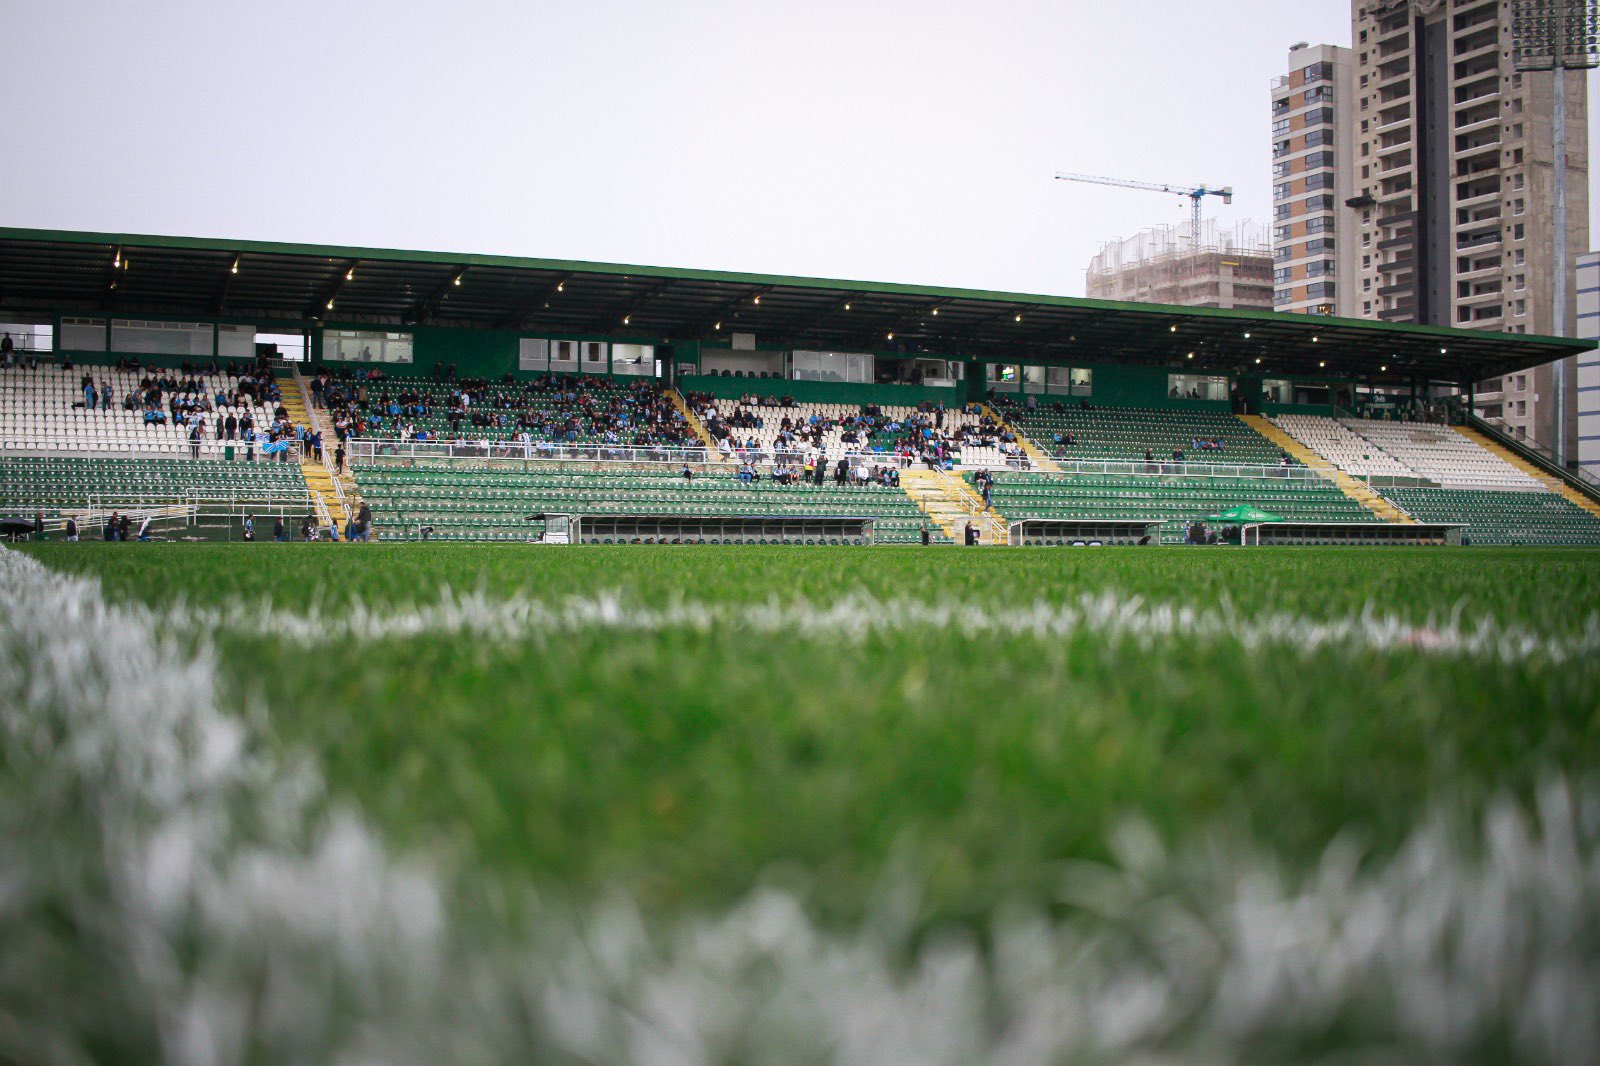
[2,517,37,541]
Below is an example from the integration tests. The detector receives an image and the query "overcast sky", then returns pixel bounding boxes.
[4,0,1596,298]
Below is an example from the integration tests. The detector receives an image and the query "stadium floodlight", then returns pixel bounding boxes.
[1511,0,1598,468]
[1511,0,1600,70]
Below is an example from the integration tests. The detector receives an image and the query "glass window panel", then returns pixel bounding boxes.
[111,319,213,357]
[321,329,414,363]
[60,317,107,352]
[519,338,549,370]
[611,343,654,376]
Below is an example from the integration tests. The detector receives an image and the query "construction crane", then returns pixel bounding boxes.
[1054,172,1233,249]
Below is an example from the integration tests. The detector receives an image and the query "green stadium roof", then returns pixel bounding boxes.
[0,226,1588,385]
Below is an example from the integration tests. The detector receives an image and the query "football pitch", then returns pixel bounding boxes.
[5,542,1600,1063]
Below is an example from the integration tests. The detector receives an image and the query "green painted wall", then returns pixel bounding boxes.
[685,373,964,408]
[985,362,1231,412]
[1262,401,1335,416]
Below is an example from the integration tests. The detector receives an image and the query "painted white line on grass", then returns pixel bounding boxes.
[162,588,1600,665]
[5,546,1600,1064]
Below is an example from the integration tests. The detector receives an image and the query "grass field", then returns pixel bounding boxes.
[5,542,1600,1063]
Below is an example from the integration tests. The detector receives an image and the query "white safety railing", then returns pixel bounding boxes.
[346,437,999,470]
[1014,458,1322,481]
[0,436,303,461]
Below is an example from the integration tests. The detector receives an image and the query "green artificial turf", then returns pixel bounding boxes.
[19,543,1600,928]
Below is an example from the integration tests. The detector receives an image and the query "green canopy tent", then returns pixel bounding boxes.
[1202,505,1285,524]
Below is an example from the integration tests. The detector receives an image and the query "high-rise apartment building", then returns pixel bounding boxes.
[1271,42,1358,316]
[1577,250,1599,479]
[1085,220,1274,309]
[1345,0,1587,447]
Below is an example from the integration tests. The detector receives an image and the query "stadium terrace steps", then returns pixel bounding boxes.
[350,464,953,543]
[1340,419,1539,490]
[1451,424,1600,521]
[898,468,1006,543]
[277,370,348,529]
[1377,485,1600,546]
[978,403,1059,471]
[667,388,724,457]
[982,468,1374,545]
[1239,414,1413,523]
[1,454,310,516]
[995,402,1285,468]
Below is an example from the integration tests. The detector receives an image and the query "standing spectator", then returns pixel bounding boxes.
[117,514,131,542]
[65,516,78,542]
[311,430,323,463]
[920,523,931,546]
[334,442,346,473]
[189,421,203,459]
[105,512,118,541]
[32,511,45,541]
[356,501,373,542]
[0,331,13,366]
[243,515,255,542]
[273,516,286,542]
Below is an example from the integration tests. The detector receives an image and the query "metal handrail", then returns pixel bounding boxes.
[1000,457,1321,481]
[346,437,1009,470]
[1469,413,1600,497]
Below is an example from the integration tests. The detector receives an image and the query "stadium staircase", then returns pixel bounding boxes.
[668,388,725,458]
[898,468,1007,543]
[1450,424,1600,520]
[1238,414,1413,523]
[277,368,351,531]
[978,403,1060,471]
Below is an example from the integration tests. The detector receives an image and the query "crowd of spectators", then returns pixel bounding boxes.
[3,350,309,460]
[313,366,695,451]
[691,394,1026,470]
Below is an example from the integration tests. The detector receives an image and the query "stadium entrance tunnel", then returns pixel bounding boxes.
[1238,521,1465,547]
[535,513,878,546]
[1007,518,1163,546]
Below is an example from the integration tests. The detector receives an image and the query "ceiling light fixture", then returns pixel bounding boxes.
[346,268,355,281]
[623,315,631,325]
[887,332,895,340]
[326,299,334,310]
[1014,314,1022,322]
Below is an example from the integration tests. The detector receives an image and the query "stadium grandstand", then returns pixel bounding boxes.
[2,226,1597,546]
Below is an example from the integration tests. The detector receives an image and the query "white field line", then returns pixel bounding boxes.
[5,545,1600,1064]
[158,588,1600,665]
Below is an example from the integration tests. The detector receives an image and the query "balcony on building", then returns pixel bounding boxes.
[1453,28,1499,62]
[1375,13,1410,42]
[1453,73,1500,108]
[1451,0,1498,36]
[1456,229,1503,252]
[1454,253,1502,280]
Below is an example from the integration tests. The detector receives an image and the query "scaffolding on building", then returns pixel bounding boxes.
[1085,219,1274,309]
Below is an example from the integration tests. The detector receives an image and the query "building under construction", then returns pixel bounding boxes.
[1085,220,1274,309]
